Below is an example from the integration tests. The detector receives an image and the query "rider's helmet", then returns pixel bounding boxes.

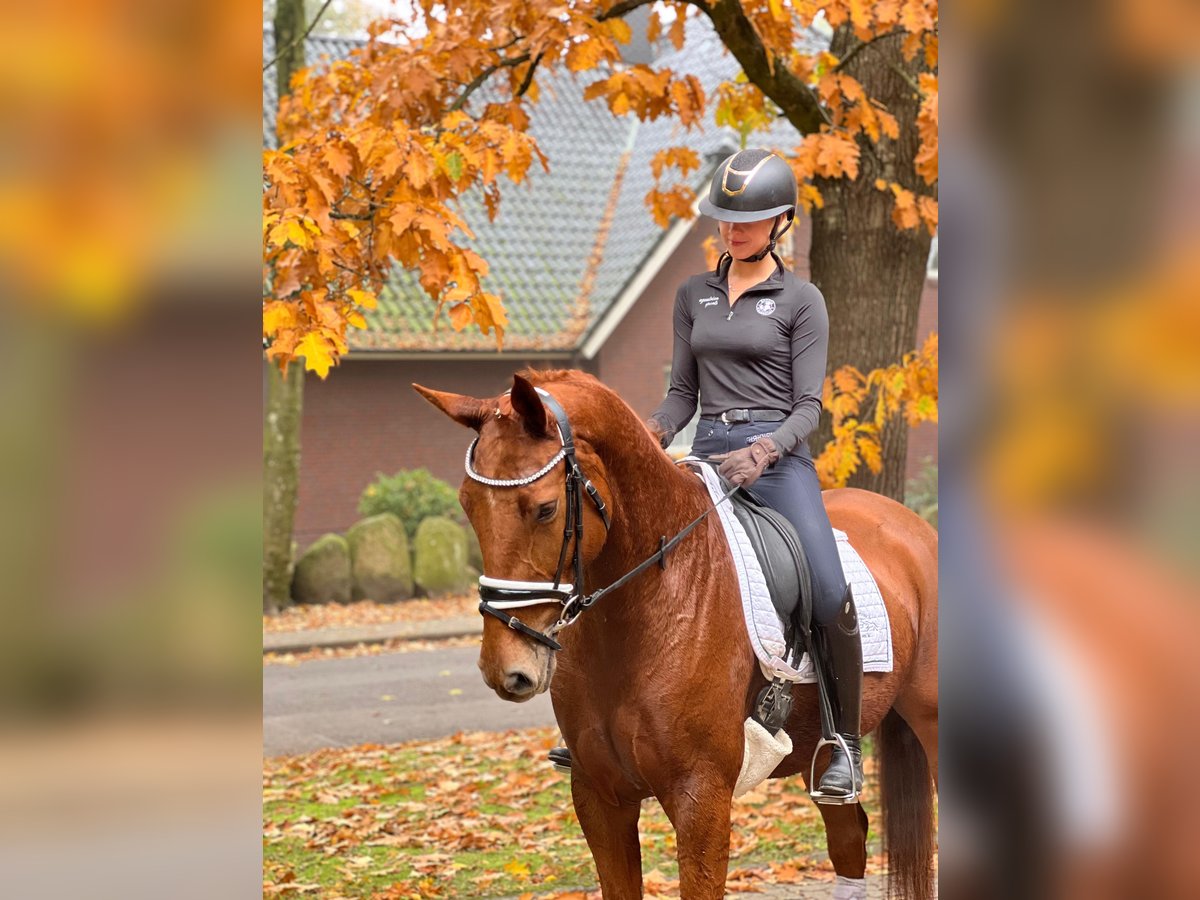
[699,148,797,262]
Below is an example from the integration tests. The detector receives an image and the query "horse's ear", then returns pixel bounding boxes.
[412,384,487,431]
[510,374,550,438]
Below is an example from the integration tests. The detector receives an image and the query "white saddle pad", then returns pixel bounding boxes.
[687,460,894,684]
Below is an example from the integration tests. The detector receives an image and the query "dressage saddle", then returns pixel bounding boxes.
[717,468,814,646]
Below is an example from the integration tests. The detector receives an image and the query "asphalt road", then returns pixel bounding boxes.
[263,645,557,756]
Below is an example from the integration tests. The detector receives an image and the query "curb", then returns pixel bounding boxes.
[264,616,482,654]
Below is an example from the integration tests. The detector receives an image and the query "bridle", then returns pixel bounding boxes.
[466,386,739,652]
[467,387,608,651]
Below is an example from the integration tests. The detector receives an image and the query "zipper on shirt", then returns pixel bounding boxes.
[724,284,771,321]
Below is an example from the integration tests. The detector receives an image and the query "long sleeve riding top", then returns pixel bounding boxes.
[649,253,830,456]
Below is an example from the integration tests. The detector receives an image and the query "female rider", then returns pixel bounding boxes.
[549,148,863,804]
[645,148,863,804]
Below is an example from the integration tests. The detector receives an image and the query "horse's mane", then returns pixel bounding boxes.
[515,368,634,430]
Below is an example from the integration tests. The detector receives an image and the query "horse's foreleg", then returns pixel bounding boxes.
[571,777,643,899]
[814,802,870,899]
[660,772,735,900]
[793,745,870,898]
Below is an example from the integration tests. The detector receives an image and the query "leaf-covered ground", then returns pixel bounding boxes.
[265,635,480,666]
[263,727,885,898]
[265,596,478,635]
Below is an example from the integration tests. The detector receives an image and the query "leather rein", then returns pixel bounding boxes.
[467,387,739,652]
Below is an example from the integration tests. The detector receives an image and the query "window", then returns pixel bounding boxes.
[926,233,938,282]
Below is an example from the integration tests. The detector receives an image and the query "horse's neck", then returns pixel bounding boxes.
[584,444,714,625]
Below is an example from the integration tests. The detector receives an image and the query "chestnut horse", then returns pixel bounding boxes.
[415,370,938,899]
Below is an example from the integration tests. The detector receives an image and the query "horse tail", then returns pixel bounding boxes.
[878,708,934,899]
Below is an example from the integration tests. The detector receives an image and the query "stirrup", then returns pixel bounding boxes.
[548,746,572,773]
[808,734,861,806]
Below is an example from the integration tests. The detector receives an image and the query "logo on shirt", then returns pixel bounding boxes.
[697,295,720,307]
[755,298,777,316]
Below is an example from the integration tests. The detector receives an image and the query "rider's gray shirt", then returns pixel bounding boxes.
[649,253,829,456]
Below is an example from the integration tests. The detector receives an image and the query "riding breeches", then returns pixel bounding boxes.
[691,418,849,625]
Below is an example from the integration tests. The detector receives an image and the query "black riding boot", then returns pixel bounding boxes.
[809,585,864,803]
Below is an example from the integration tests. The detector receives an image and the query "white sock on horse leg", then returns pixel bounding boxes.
[831,875,866,900]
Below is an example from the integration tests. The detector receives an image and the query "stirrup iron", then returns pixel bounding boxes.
[808,733,861,806]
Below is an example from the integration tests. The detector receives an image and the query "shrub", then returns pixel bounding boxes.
[358,468,462,540]
[904,456,938,528]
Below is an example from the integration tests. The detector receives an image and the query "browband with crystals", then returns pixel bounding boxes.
[465,438,566,487]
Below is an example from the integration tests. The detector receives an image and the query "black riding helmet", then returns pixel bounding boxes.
[699,148,797,262]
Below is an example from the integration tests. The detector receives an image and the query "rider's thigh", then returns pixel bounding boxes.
[750,455,848,624]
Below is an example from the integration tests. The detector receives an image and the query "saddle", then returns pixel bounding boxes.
[709,466,814,649]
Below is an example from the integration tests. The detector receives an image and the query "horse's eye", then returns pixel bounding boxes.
[536,501,558,523]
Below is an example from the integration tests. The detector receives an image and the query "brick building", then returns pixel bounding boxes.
[264,27,938,549]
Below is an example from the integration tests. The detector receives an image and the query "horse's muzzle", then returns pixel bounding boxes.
[481,653,556,703]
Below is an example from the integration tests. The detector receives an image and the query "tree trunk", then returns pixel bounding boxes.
[263,0,307,613]
[808,29,933,502]
[272,0,307,100]
[263,363,304,613]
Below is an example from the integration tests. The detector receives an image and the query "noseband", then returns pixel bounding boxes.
[467,387,609,651]
[467,387,740,653]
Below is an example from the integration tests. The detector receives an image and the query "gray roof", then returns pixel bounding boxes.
[263,32,363,150]
[263,20,818,353]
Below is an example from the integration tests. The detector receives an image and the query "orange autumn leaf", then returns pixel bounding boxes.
[296,332,335,378]
[813,133,860,179]
[448,302,474,331]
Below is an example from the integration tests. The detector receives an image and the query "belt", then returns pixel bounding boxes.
[706,408,788,425]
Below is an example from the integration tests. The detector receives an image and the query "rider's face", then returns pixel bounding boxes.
[719,215,779,261]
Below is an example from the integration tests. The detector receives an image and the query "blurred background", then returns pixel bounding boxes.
[940,0,1200,896]
[0,0,1195,896]
[0,0,262,896]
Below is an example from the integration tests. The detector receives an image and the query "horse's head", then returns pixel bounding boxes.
[413,372,613,702]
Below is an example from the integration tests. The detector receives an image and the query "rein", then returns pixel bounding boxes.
[467,387,739,652]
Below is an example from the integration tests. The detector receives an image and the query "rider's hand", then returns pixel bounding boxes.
[645,417,674,450]
[713,436,780,488]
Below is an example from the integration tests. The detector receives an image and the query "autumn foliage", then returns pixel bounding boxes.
[263,0,938,378]
[816,332,939,489]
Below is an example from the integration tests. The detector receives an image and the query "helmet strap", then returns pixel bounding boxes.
[739,213,794,263]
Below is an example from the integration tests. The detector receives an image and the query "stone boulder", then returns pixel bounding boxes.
[347,513,413,602]
[291,533,352,605]
[413,516,471,597]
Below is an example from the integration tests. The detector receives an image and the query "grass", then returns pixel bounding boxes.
[263,728,884,899]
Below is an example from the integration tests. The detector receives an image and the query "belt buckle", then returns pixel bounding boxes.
[720,411,731,425]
